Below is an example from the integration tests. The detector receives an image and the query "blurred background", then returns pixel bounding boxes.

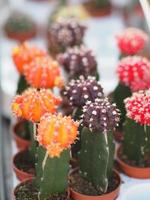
[0,0,150,200]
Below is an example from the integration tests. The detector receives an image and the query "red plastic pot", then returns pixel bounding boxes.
[70,169,121,200]
[12,121,30,150]
[13,150,34,181]
[117,146,150,179]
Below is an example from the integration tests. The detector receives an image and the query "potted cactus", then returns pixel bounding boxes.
[47,18,86,56]
[70,98,121,200]
[13,113,79,200]
[112,56,150,136]
[117,90,150,179]
[11,88,62,181]
[64,76,104,159]
[58,45,99,80]
[12,42,47,150]
[4,11,37,42]
[83,0,111,17]
[116,27,148,58]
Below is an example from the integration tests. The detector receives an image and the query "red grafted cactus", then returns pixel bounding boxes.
[37,113,79,157]
[58,45,97,78]
[23,56,64,89]
[11,88,61,122]
[116,28,148,55]
[117,56,150,91]
[12,42,47,74]
[64,76,104,107]
[125,90,150,125]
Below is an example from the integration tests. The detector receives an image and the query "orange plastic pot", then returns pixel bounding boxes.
[70,170,121,200]
[13,150,34,181]
[5,29,36,42]
[117,146,150,179]
[12,121,30,150]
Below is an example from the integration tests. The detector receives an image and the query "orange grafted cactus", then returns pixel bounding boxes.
[37,113,79,157]
[12,42,47,74]
[23,56,64,89]
[11,88,61,122]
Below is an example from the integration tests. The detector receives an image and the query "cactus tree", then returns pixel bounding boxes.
[79,98,120,193]
[34,113,79,199]
[123,90,150,165]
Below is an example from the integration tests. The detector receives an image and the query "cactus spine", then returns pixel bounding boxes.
[79,127,115,193]
[123,118,150,164]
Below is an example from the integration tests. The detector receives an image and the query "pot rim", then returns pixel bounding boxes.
[117,145,150,170]
[70,169,121,198]
[13,149,34,176]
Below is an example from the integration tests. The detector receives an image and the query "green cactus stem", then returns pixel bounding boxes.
[16,75,29,94]
[79,127,115,193]
[123,118,150,165]
[113,83,131,130]
[29,123,37,162]
[34,147,70,199]
[84,0,110,9]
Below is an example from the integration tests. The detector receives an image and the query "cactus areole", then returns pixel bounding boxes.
[78,98,120,194]
[122,90,150,166]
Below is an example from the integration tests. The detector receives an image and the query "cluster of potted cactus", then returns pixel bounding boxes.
[112,28,149,135]
[10,11,150,199]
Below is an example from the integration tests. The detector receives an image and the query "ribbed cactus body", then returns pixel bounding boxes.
[79,127,115,193]
[123,118,150,164]
[16,75,28,94]
[113,83,131,129]
[34,147,70,199]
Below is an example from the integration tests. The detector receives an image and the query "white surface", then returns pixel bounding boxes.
[2,2,150,199]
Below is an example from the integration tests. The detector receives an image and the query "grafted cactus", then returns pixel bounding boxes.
[34,113,79,199]
[58,45,98,80]
[12,42,47,94]
[64,76,104,157]
[116,28,148,56]
[113,56,150,129]
[123,90,150,165]
[79,98,120,193]
[11,88,62,161]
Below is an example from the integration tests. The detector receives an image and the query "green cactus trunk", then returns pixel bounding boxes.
[123,118,150,165]
[34,146,70,199]
[16,75,29,94]
[113,83,131,130]
[29,123,37,162]
[79,127,115,193]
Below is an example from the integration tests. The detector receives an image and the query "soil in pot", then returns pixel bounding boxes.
[14,179,71,200]
[119,148,150,168]
[14,149,35,175]
[70,170,120,196]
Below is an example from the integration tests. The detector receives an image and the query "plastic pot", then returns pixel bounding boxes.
[70,169,121,200]
[13,149,35,181]
[117,146,150,179]
[12,121,30,150]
